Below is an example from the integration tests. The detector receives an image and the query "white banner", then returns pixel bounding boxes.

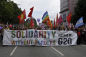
[3,29,77,46]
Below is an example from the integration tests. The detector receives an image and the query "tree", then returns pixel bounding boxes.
[71,0,86,25]
[0,0,22,24]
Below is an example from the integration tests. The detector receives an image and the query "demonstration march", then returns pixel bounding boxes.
[1,0,86,57]
[0,6,86,46]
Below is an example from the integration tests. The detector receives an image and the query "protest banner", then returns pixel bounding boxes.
[3,29,77,46]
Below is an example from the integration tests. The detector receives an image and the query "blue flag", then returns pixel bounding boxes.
[75,17,84,28]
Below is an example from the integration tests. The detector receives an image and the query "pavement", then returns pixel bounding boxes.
[0,45,86,57]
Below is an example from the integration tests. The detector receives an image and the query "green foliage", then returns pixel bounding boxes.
[0,0,22,24]
[71,0,86,25]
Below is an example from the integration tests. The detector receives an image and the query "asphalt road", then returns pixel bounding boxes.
[0,45,86,57]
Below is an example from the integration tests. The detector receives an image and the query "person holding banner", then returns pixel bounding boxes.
[77,28,81,45]
[80,26,86,44]
[0,29,3,45]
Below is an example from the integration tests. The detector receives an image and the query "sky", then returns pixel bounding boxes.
[11,0,60,22]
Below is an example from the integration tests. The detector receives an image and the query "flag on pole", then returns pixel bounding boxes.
[58,15,63,24]
[54,18,56,28]
[18,9,26,24]
[28,7,34,17]
[47,19,53,29]
[67,13,72,27]
[56,14,58,27]
[42,11,52,29]
[75,17,84,28]
[23,9,26,19]
[42,11,49,22]
[30,18,34,28]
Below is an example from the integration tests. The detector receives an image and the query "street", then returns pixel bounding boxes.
[0,45,86,57]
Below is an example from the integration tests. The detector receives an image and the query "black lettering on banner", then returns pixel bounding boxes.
[58,38,63,45]
[64,38,67,45]
[68,38,72,44]
[58,38,72,45]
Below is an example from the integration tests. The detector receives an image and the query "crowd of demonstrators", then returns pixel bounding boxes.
[77,28,81,45]
[76,26,86,45]
[80,26,86,44]
[4,24,28,30]
[54,24,86,45]
[0,23,86,45]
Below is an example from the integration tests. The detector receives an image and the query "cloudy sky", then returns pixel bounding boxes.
[11,0,60,22]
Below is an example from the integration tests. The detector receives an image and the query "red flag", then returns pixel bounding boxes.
[28,7,34,17]
[67,13,72,24]
[56,14,58,27]
[23,9,26,19]
[67,13,72,27]
[58,15,63,24]
[30,18,34,28]
[54,19,56,28]
[18,9,26,24]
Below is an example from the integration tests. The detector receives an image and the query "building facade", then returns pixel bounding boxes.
[60,0,78,25]
[68,0,78,14]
